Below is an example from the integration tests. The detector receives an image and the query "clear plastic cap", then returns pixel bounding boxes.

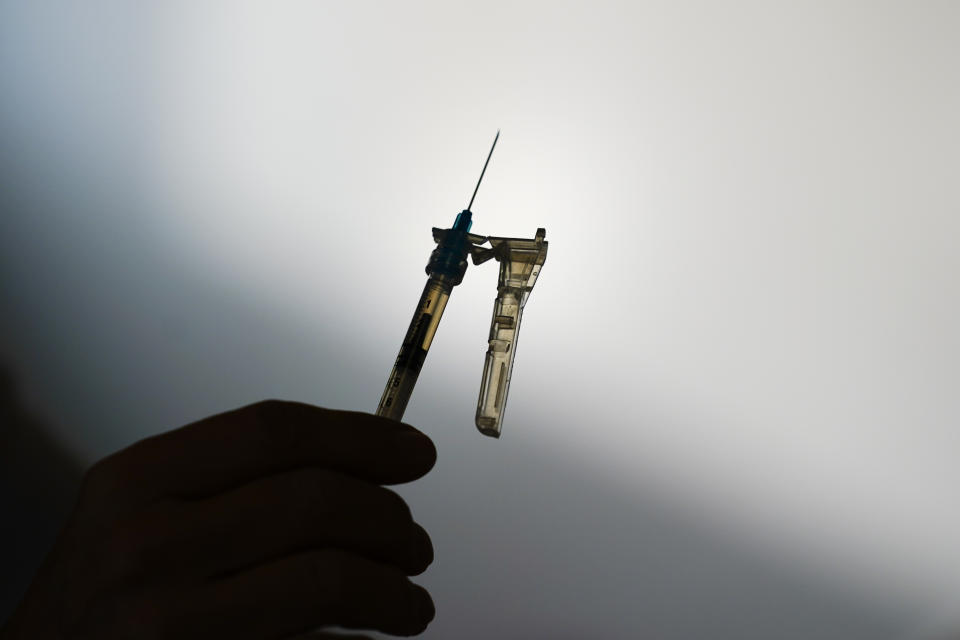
[473,228,548,437]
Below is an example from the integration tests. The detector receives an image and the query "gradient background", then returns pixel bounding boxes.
[1,2,959,638]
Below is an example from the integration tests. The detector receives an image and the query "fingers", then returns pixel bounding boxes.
[178,550,435,639]
[86,400,436,505]
[289,634,376,640]
[29,401,439,640]
[173,467,433,578]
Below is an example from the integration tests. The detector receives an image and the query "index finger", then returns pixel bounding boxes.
[93,400,437,502]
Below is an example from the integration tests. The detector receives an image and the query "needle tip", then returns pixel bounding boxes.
[466,131,501,212]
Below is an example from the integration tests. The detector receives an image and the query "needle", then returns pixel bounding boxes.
[467,129,500,212]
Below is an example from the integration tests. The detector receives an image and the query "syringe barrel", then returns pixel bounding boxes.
[376,276,454,421]
[376,210,474,421]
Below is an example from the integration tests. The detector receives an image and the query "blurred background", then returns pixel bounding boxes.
[1,1,959,638]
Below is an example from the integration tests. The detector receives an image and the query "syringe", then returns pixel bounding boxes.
[375,132,499,421]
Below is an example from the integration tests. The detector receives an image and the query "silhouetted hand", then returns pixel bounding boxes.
[1,400,437,639]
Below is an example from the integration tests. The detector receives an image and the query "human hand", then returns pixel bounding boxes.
[1,400,436,639]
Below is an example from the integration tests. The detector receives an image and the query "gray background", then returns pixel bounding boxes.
[1,2,959,638]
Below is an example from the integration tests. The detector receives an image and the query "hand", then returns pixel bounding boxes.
[1,400,437,639]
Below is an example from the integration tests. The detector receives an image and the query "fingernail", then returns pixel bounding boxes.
[408,523,434,573]
[411,583,435,627]
[395,430,436,461]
